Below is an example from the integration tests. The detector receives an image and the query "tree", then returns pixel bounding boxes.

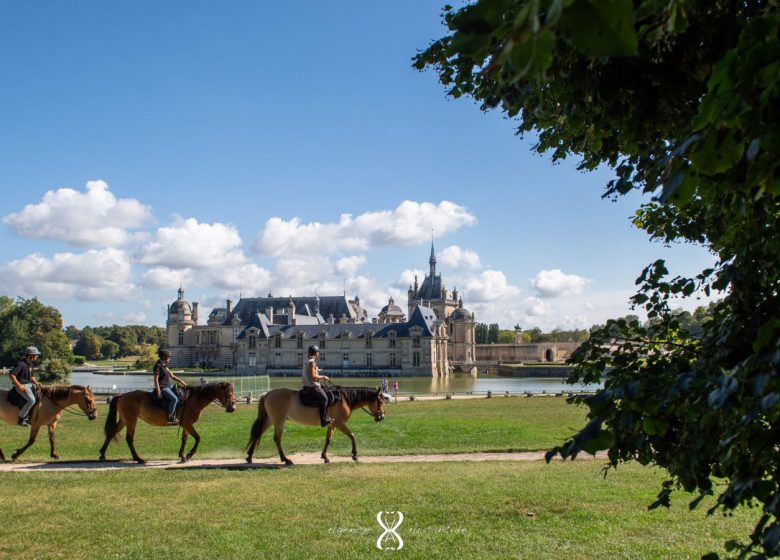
[487,323,500,343]
[497,329,516,343]
[415,1,780,557]
[64,325,80,340]
[0,297,73,367]
[38,358,71,383]
[74,333,103,361]
[475,323,489,344]
[100,340,120,360]
[134,343,158,370]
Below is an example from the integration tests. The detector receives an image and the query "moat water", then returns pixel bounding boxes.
[69,371,601,395]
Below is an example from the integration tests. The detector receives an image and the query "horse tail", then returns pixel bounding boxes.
[104,395,120,440]
[246,393,269,452]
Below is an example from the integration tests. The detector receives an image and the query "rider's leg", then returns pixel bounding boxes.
[313,386,331,426]
[161,387,179,420]
[18,383,36,423]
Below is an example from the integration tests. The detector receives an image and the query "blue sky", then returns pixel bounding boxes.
[0,1,715,329]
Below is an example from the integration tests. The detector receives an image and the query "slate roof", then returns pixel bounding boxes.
[227,296,356,326]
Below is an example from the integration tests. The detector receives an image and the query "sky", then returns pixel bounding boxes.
[0,1,716,331]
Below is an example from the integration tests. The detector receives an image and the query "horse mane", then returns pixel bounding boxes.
[184,382,231,400]
[41,385,85,400]
[338,386,379,408]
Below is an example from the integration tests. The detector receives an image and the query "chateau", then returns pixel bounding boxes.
[166,245,477,376]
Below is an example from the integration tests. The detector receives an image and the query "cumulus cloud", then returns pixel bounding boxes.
[438,245,481,270]
[334,255,367,278]
[124,311,147,323]
[3,180,152,248]
[253,200,476,257]
[396,268,425,290]
[464,270,521,303]
[531,269,591,297]
[0,248,140,301]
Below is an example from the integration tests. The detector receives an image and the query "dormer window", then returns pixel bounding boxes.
[365,331,374,349]
[274,333,282,349]
[296,332,304,349]
[319,331,327,349]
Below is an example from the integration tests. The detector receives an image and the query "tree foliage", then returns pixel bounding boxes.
[0,296,73,370]
[416,1,780,557]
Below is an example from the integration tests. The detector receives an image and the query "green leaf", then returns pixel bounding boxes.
[581,430,611,454]
[643,417,669,435]
[559,0,638,56]
[506,30,555,80]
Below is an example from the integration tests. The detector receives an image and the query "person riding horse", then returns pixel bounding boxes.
[302,345,332,427]
[9,346,43,426]
[154,349,187,424]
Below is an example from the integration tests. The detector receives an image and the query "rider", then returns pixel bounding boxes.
[154,349,187,423]
[9,346,43,426]
[302,345,332,427]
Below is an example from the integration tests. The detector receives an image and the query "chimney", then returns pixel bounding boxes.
[226,299,232,314]
[192,302,199,324]
[265,306,273,322]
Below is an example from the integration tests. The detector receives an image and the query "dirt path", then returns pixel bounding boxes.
[0,450,603,473]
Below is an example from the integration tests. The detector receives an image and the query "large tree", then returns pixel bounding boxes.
[415,1,780,557]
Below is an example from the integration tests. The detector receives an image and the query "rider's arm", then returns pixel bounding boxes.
[153,367,161,396]
[170,372,187,386]
[309,361,328,382]
[9,363,25,392]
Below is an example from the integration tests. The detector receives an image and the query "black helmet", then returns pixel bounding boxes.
[308,345,320,355]
[158,349,171,359]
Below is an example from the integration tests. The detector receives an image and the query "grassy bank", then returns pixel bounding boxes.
[0,397,587,462]
[0,461,757,559]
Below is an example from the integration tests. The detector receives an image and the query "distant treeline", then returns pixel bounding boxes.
[66,324,167,361]
[475,303,717,345]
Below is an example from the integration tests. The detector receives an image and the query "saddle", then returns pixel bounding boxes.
[6,386,41,416]
[299,386,342,408]
[149,386,186,412]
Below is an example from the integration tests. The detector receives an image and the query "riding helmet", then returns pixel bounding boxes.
[308,345,320,355]
[158,348,172,358]
[24,346,41,356]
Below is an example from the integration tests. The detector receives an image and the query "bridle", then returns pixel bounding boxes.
[44,389,97,419]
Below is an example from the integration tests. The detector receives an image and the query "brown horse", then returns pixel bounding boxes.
[246,386,386,465]
[0,385,98,462]
[99,382,236,464]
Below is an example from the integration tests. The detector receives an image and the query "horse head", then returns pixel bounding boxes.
[219,382,236,413]
[369,388,386,422]
[79,386,98,420]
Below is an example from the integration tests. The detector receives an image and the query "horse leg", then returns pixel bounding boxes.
[184,424,201,461]
[321,424,336,464]
[334,421,358,461]
[48,421,61,459]
[273,421,293,466]
[12,426,40,462]
[0,447,4,463]
[178,429,190,463]
[124,417,145,464]
[99,418,125,461]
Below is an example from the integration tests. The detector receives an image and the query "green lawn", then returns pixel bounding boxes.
[0,397,588,462]
[0,461,758,559]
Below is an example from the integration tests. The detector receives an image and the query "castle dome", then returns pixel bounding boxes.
[450,298,473,321]
[169,288,192,316]
[380,297,405,318]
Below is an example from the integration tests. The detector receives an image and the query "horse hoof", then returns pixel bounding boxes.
[352,456,358,462]
[51,454,61,460]
[322,457,330,464]
[283,459,294,466]
[245,457,253,464]
[179,457,187,464]
[135,458,146,465]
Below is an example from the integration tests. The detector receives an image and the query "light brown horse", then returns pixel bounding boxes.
[0,385,98,462]
[246,386,386,465]
[99,382,236,464]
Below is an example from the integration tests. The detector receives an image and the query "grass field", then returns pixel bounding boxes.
[0,461,758,559]
[0,397,759,559]
[0,397,587,462]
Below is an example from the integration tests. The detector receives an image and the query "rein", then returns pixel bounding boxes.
[43,391,94,417]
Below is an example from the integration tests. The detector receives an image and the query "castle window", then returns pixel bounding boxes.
[249,353,256,367]
[249,335,256,349]
[319,332,327,349]
[412,335,421,348]
[412,352,421,367]
[389,353,396,367]
[296,333,304,349]
[365,332,373,349]
[274,333,282,349]
[233,325,240,342]
[366,353,373,366]
[343,353,349,363]
[297,353,304,368]
[178,330,184,345]
[388,331,396,348]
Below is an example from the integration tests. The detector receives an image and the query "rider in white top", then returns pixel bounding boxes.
[302,345,332,426]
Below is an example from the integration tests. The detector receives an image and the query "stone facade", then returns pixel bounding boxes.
[474,341,580,370]
[166,289,449,376]
[406,243,477,374]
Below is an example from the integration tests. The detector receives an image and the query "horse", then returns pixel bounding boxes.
[245,385,386,465]
[99,382,236,464]
[0,385,98,462]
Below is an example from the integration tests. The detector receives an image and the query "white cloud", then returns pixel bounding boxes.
[334,255,367,278]
[136,217,245,269]
[141,267,193,290]
[464,270,521,303]
[438,245,481,270]
[123,311,147,323]
[3,180,151,248]
[0,248,140,301]
[254,200,476,257]
[396,268,425,290]
[531,269,591,297]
